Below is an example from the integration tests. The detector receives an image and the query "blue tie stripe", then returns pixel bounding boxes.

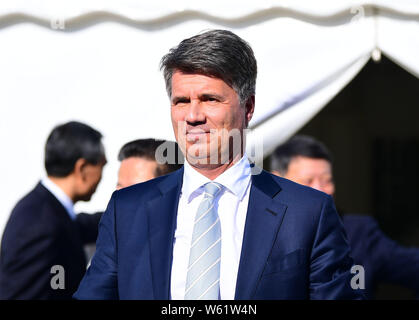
[187,238,221,283]
[184,182,222,300]
[197,278,220,300]
[190,216,220,247]
[193,201,215,225]
[188,229,221,266]
[185,257,221,298]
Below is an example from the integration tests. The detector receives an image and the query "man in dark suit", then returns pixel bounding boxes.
[74,30,363,300]
[0,121,106,299]
[270,135,419,299]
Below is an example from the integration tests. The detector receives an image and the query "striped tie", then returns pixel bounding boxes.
[184,182,222,300]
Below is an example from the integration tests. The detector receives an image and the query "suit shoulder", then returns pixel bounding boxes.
[2,184,57,242]
[259,171,334,228]
[266,171,331,203]
[114,169,182,204]
[9,184,54,222]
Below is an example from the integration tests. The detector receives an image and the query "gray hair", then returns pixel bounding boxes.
[160,29,257,106]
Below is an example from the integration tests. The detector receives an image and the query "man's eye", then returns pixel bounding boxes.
[322,177,333,184]
[174,99,189,105]
[203,96,219,102]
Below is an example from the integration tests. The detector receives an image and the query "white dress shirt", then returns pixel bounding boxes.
[41,177,76,220]
[170,155,252,300]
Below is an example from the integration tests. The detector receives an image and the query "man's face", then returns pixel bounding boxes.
[281,156,335,196]
[170,71,254,166]
[76,162,106,201]
[117,157,158,190]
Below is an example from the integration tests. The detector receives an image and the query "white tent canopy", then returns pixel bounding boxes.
[1,0,419,234]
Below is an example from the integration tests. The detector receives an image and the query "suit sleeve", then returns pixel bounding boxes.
[369,221,419,295]
[75,212,103,244]
[73,192,119,300]
[309,195,365,300]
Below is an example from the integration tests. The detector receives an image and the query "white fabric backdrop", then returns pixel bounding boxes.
[1,1,418,235]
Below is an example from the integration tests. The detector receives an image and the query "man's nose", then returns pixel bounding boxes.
[185,100,205,123]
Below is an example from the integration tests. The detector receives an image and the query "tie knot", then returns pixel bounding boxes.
[203,182,222,198]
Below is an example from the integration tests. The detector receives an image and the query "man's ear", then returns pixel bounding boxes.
[244,96,255,127]
[74,158,88,181]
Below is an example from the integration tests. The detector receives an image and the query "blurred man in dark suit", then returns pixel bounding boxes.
[0,121,106,299]
[116,138,183,190]
[271,135,419,299]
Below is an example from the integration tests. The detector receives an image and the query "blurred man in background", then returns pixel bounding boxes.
[0,121,106,299]
[271,135,419,299]
[83,138,184,264]
[116,138,183,190]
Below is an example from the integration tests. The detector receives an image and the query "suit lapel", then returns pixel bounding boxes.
[147,168,183,299]
[235,170,287,300]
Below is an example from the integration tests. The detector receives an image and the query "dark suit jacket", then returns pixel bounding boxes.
[74,168,364,300]
[342,214,419,299]
[0,182,101,300]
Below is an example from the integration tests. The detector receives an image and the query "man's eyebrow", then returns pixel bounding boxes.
[171,96,190,104]
[199,93,224,100]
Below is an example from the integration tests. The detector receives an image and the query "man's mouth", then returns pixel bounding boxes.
[186,130,210,142]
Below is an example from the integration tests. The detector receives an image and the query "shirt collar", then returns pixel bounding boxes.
[41,177,76,220]
[182,154,251,203]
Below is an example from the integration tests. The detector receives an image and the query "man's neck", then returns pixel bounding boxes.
[187,153,244,180]
[47,176,77,203]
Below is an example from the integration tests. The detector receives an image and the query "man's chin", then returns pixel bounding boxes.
[184,144,209,158]
[185,154,210,166]
[78,192,94,202]
[184,142,236,166]
[185,152,230,167]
